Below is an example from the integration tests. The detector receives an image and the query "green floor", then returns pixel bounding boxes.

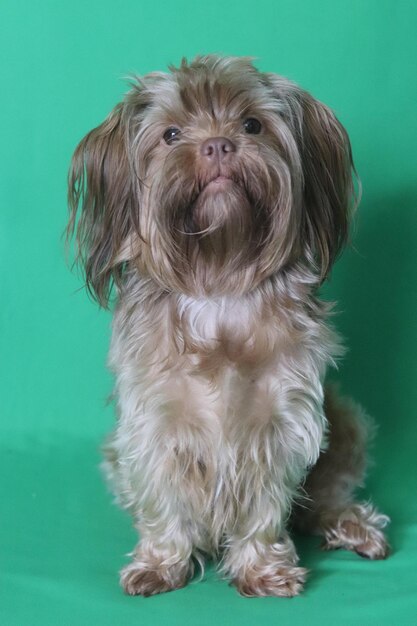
[2,435,417,626]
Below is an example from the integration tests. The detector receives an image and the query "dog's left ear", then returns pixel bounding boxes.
[67,102,141,307]
[265,75,357,279]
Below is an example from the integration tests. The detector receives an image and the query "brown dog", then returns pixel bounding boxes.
[68,55,389,597]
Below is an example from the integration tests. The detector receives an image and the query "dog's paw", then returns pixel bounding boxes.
[233,564,307,598]
[354,535,390,560]
[120,561,188,597]
[322,503,390,560]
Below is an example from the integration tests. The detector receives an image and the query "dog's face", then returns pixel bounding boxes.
[68,56,355,304]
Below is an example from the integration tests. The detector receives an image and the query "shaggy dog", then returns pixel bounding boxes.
[68,55,389,597]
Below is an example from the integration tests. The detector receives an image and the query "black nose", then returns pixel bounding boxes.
[200,137,236,161]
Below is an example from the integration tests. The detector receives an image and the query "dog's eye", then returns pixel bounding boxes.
[163,127,181,145]
[243,118,262,134]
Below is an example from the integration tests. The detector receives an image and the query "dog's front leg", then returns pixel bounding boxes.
[112,373,218,596]
[222,368,327,597]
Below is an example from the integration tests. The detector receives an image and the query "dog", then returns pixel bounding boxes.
[67,55,389,597]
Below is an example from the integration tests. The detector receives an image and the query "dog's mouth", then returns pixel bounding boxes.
[205,175,234,188]
[198,170,240,194]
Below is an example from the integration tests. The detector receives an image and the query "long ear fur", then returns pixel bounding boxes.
[298,91,357,279]
[265,75,358,279]
[67,103,137,307]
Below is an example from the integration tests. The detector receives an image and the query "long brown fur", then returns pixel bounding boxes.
[67,55,389,597]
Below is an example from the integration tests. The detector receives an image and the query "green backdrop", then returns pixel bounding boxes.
[1,1,416,624]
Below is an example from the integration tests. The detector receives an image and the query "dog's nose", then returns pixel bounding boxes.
[200,137,236,161]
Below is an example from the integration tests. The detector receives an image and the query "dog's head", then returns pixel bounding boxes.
[68,55,356,304]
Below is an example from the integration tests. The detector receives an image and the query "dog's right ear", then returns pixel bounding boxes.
[67,102,140,307]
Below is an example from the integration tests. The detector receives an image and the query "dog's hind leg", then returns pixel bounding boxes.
[293,384,390,559]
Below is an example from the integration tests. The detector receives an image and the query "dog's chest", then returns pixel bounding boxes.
[176,294,289,367]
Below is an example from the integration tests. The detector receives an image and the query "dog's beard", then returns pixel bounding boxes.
[139,145,298,296]
[185,180,267,262]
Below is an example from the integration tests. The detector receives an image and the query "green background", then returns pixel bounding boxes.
[1,1,416,624]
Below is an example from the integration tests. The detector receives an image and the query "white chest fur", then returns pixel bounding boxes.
[176,292,294,368]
